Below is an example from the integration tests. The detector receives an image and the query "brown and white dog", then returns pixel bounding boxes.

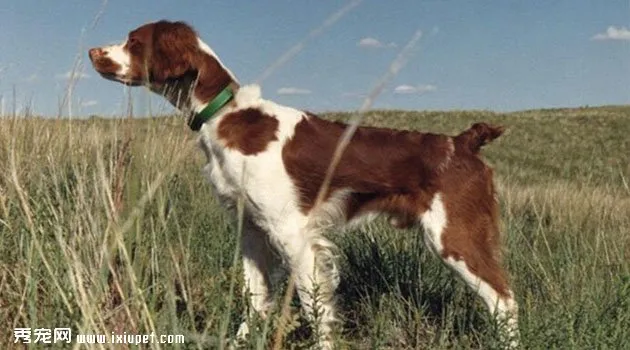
[89,20,518,348]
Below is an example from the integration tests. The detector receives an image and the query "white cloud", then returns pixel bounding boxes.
[393,84,437,95]
[81,100,98,107]
[357,37,397,49]
[592,26,630,41]
[277,87,312,95]
[56,70,91,80]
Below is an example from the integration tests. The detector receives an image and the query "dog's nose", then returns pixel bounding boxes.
[88,47,104,60]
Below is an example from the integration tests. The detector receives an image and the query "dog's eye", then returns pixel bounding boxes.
[126,37,143,54]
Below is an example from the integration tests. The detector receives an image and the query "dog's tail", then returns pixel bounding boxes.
[455,123,504,154]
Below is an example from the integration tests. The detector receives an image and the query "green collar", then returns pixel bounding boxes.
[189,86,234,131]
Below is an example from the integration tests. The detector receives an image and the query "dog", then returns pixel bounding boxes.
[89,20,518,348]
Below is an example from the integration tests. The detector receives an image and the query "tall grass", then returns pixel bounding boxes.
[0,106,629,349]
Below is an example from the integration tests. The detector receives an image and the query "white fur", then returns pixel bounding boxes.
[421,193,447,255]
[102,41,131,76]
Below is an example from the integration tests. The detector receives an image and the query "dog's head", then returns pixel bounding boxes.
[88,20,232,89]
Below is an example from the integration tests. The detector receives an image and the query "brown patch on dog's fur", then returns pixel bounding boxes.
[217,108,279,155]
[282,113,455,220]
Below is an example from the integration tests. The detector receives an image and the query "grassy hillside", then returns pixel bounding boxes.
[0,106,628,349]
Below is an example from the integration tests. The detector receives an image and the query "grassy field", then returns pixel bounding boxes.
[0,106,629,349]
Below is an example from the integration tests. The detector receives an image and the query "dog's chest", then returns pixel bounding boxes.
[198,119,303,226]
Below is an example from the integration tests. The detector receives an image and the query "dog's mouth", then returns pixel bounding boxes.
[98,72,142,86]
[90,56,143,86]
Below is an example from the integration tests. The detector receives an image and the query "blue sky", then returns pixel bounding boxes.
[0,0,628,117]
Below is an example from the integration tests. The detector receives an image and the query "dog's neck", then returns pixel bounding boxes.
[151,75,238,115]
[152,37,240,121]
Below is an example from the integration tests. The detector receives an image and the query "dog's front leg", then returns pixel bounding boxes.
[236,218,278,340]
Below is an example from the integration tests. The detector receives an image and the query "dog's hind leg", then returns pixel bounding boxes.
[273,222,339,350]
[420,191,519,348]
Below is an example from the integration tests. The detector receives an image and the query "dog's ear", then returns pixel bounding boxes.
[150,21,201,82]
